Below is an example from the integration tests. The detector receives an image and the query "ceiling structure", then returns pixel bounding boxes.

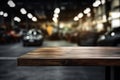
[0,0,95,22]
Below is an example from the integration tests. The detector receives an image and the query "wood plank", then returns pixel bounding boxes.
[17,47,120,66]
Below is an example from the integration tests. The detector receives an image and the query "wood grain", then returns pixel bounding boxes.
[17,47,120,66]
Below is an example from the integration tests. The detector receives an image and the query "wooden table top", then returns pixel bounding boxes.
[17,47,120,66]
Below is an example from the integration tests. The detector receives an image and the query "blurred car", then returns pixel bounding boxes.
[19,29,28,39]
[77,31,98,46]
[22,29,44,46]
[0,28,21,43]
[7,30,21,42]
[97,27,120,46]
[0,28,6,43]
[48,32,59,40]
[69,31,78,43]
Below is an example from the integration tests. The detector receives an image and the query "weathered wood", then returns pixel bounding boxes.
[17,47,120,66]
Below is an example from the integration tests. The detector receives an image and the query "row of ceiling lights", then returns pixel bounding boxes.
[73,0,106,21]
[1,0,106,22]
[93,0,105,7]
[0,11,8,17]
[0,0,38,22]
[52,8,60,23]
[74,8,91,21]
[52,0,105,22]
[0,0,14,18]
[14,8,37,22]
[19,8,37,22]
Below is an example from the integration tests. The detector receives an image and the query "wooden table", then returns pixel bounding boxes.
[17,47,120,80]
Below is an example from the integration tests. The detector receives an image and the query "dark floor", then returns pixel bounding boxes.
[0,40,105,80]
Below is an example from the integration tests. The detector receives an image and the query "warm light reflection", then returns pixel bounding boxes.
[111,19,120,28]
[87,13,91,17]
[110,12,120,19]
[96,23,104,32]
[59,23,64,28]
[52,17,58,23]
[102,15,107,22]
[101,0,105,5]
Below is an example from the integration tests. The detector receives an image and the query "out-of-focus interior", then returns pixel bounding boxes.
[0,0,120,46]
[0,1,120,80]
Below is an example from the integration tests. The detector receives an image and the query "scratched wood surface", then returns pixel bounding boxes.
[17,47,120,66]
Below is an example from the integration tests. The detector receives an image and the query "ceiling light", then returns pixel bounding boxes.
[0,11,4,15]
[27,13,33,19]
[111,12,120,19]
[74,16,79,21]
[3,13,8,17]
[14,17,21,22]
[102,15,107,22]
[20,8,27,14]
[59,23,64,28]
[87,13,91,17]
[83,8,91,14]
[78,13,83,18]
[54,8,60,14]
[52,17,58,23]
[93,0,101,7]
[111,32,115,36]
[53,14,59,18]
[32,17,37,22]
[101,0,105,5]
[7,0,16,7]
[111,19,120,28]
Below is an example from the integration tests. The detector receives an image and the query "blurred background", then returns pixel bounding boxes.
[0,0,120,46]
[0,0,120,80]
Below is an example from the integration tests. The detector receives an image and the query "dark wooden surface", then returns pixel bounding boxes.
[17,47,120,66]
